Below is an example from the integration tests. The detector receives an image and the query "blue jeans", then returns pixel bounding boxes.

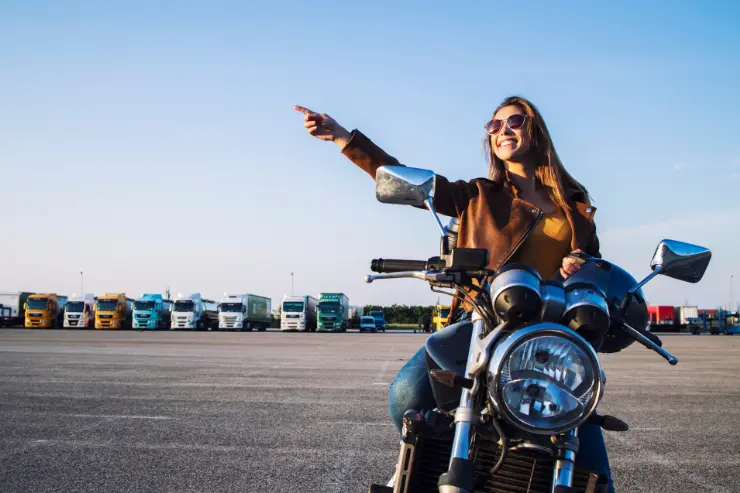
[389,346,615,493]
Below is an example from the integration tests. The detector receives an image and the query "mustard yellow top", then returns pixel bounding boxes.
[509,207,572,279]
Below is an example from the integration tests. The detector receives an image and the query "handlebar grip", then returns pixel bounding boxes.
[370,258,429,273]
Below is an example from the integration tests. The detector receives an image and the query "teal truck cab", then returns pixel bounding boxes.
[317,293,350,332]
[133,293,173,329]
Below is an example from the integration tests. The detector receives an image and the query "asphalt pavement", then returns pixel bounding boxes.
[1,329,739,493]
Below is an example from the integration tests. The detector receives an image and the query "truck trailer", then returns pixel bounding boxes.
[25,293,68,328]
[171,293,218,330]
[64,293,96,328]
[317,293,350,332]
[133,293,173,330]
[95,293,134,329]
[280,295,318,332]
[219,293,272,331]
[0,291,33,327]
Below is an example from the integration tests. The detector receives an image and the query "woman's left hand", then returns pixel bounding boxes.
[560,249,586,278]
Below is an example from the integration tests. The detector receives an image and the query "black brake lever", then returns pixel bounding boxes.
[618,319,677,365]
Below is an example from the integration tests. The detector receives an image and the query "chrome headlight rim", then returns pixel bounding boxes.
[488,322,603,435]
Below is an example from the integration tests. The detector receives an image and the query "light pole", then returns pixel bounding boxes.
[80,271,84,294]
[291,272,294,296]
[731,275,734,313]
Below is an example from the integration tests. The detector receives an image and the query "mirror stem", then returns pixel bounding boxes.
[629,266,662,295]
[424,198,448,236]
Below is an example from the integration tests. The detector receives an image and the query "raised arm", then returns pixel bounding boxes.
[295,105,480,218]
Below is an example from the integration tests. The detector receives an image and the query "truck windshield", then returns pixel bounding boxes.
[440,308,451,318]
[361,317,375,324]
[97,300,118,311]
[134,301,155,311]
[320,302,340,313]
[27,299,49,310]
[66,302,85,312]
[370,311,383,318]
[283,302,304,312]
[220,303,242,312]
[174,301,194,312]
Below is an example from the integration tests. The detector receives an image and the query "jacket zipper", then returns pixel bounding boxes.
[498,209,544,269]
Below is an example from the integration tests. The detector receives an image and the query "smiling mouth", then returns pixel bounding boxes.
[498,138,517,148]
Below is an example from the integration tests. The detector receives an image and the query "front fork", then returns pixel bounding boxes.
[437,318,486,493]
[551,428,579,493]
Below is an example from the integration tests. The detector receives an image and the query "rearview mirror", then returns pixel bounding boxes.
[375,165,447,235]
[651,240,711,283]
[375,165,435,206]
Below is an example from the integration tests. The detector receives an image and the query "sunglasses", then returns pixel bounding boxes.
[484,114,527,135]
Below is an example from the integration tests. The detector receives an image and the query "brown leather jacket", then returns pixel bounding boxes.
[342,130,601,321]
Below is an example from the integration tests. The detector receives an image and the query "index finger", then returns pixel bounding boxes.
[294,105,316,116]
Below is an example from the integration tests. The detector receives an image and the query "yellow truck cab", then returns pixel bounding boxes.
[24,293,67,328]
[432,305,452,331]
[95,293,133,329]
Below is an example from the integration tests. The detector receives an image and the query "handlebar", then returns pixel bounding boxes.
[370,258,429,273]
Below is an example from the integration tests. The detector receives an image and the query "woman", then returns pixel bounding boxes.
[295,96,613,491]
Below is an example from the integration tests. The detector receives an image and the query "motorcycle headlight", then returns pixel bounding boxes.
[487,323,603,435]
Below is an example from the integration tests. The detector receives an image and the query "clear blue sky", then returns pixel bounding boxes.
[2,0,739,309]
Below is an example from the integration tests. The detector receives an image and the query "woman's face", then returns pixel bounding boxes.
[490,105,531,162]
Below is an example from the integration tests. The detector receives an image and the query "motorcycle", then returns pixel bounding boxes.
[366,165,712,493]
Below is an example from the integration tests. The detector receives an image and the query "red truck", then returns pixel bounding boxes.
[648,305,675,326]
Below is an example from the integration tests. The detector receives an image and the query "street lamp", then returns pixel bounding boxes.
[731,275,734,313]
[80,271,84,294]
[291,272,294,296]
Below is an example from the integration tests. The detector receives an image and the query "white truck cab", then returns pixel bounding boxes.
[64,293,96,328]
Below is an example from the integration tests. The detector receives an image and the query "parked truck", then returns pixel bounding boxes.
[133,293,173,330]
[348,305,364,329]
[368,308,386,332]
[317,293,350,332]
[280,295,318,332]
[432,305,452,331]
[64,293,96,328]
[0,291,33,327]
[25,293,68,328]
[171,293,218,330]
[648,305,675,329]
[219,293,272,331]
[95,293,134,329]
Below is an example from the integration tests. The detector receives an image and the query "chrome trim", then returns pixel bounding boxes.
[509,442,554,456]
[424,197,448,236]
[449,318,485,466]
[563,287,609,316]
[539,283,566,322]
[438,487,470,493]
[393,439,416,493]
[454,407,475,424]
[489,268,542,312]
[469,320,507,376]
[487,323,603,435]
[365,271,453,284]
[649,239,711,284]
[551,428,578,492]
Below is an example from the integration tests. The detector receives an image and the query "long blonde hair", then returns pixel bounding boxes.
[483,96,591,209]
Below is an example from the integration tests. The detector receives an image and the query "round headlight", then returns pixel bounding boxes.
[487,323,603,435]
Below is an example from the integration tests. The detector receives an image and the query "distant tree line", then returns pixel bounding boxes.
[364,305,435,324]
